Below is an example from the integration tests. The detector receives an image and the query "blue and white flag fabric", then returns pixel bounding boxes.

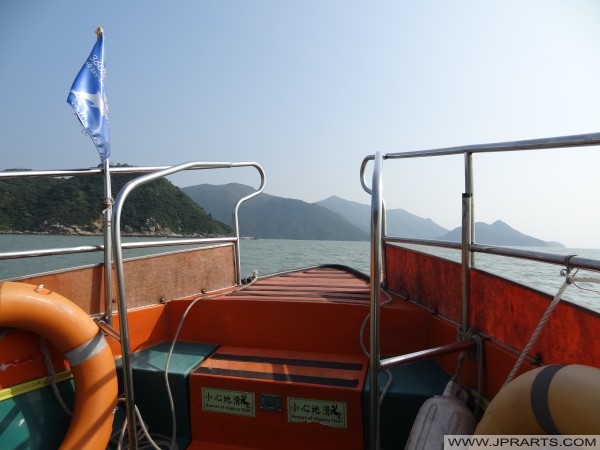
[67,29,110,162]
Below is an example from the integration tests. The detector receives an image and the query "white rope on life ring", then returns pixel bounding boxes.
[0,281,117,450]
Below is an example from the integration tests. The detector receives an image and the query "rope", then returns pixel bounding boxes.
[102,196,114,213]
[450,351,465,383]
[472,333,485,420]
[108,398,175,450]
[39,337,73,417]
[504,273,600,387]
[451,327,485,419]
[114,271,260,450]
[359,288,394,403]
[167,270,259,447]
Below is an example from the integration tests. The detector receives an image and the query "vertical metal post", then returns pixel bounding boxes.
[102,159,113,326]
[112,234,138,449]
[111,179,139,450]
[232,209,242,285]
[232,164,266,285]
[108,161,264,448]
[380,200,388,290]
[369,152,383,450]
[460,152,474,334]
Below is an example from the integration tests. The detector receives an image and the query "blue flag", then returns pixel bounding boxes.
[67,29,110,162]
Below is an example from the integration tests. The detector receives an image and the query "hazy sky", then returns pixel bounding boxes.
[2,1,600,247]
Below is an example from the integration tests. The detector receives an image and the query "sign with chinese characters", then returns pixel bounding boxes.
[202,387,255,417]
[287,397,347,428]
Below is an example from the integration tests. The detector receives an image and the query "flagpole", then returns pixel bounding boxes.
[69,27,139,449]
[102,157,113,327]
[93,26,114,328]
[95,28,139,450]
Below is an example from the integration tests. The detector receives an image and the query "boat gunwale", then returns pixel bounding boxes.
[3,242,236,283]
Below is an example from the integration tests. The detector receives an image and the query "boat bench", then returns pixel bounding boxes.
[188,345,368,450]
[116,342,450,450]
[114,341,218,449]
[0,376,75,449]
[364,359,451,449]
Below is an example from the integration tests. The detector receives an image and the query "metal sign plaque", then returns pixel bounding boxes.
[202,387,255,417]
[287,397,347,428]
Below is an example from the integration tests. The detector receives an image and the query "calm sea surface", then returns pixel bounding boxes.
[1,234,599,312]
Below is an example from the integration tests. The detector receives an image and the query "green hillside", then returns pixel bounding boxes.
[0,169,231,236]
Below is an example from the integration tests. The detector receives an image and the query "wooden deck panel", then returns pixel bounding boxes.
[228,268,372,304]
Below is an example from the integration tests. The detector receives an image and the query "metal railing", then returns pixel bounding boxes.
[109,161,264,448]
[0,162,265,314]
[1,161,265,450]
[360,131,600,449]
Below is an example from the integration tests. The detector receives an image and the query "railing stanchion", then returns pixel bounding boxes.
[368,152,384,450]
[461,152,474,334]
[110,161,265,450]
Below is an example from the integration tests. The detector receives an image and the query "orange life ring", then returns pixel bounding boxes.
[475,364,600,435]
[0,281,117,450]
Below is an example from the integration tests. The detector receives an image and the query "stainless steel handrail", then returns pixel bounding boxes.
[0,165,214,179]
[0,163,265,281]
[232,183,267,282]
[361,131,600,287]
[380,339,476,369]
[362,132,600,163]
[384,237,600,273]
[368,152,384,450]
[1,161,265,450]
[0,245,104,260]
[471,244,600,272]
[360,131,600,449]
[0,237,239,262]
[111,160,264,449]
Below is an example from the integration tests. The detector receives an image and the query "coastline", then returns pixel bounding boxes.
[0,229,230,239]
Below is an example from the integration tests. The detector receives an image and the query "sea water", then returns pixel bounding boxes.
[1,235,599,312]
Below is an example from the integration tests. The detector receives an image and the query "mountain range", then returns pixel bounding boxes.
[183,183,563,247]
[183,184,368,241]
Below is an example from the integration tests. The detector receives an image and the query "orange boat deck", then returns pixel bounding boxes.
[116,265,456,449]
[7,259,590,449]
[117,267,376,449]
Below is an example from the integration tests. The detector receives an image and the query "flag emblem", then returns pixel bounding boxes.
[67,28,110,162]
